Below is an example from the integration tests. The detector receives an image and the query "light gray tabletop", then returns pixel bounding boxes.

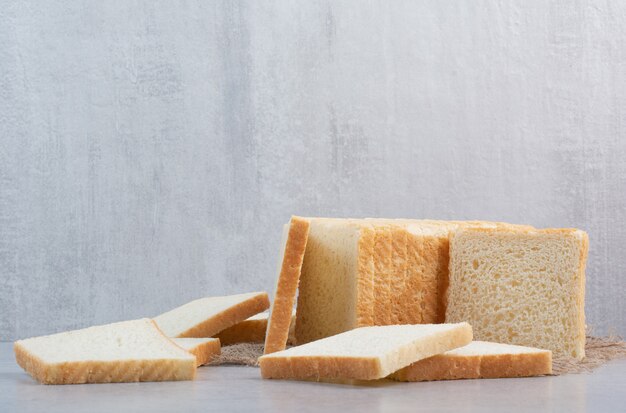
[2,343,624,413]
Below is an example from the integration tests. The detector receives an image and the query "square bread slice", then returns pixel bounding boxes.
[154,292,270,338]
[446,227,588,359]
[264,216,310,354]
[172,338,221,366]
[14,319,196,384]
[259,323,472,381]
[295,219,376,344]
[215,311,296,346]
[390,341,552,381]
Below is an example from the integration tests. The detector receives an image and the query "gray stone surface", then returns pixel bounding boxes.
[1,343,625,413]
[1,1,625,340]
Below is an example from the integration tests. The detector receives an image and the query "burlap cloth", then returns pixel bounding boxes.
[211,335,626,375]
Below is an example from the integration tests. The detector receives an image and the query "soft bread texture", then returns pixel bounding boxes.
[446,227,588,359]
[259,323,472,381]
[154,292,270,338]
[215,312,296,346]
[264,216,310,354]
[172,338,221,366]
[295,218,524,344]
[295,219,375,344]
[14,319,196,384]
[391,341,552,381]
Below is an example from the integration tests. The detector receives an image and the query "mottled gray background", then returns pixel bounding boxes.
[1,0,625,341]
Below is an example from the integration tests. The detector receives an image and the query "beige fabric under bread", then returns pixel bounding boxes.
[264,216,310,354]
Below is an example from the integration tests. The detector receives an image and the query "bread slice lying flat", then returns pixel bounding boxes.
[14,319,196,384]
[154,292,270,338]
[391,341,552,382]
[265,216,309,354]
[215,311,296,346]
[259,323,472,381]
[446,227,588,359]
[172,338,221,366]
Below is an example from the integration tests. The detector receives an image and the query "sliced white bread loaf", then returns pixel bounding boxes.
[295,218,522,344]
[295,219,376,344]
[172,338,221,366]
[259,323,472,381]
[215,311,296,346]
[154,292,270,338]
[264,216,309,354]
[14,319,196,384]
[391,341,552,381]
[446,227,588,359]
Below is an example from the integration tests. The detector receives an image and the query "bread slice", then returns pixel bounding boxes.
[215,311,296,346]
[172,338,221,366]
[14,319,196,384]
[390,341,552,381]
[264,216,310,354]
[295,219,376,344]
[446,227,588,359]
[259,323,472,381]
[154,292,270,338]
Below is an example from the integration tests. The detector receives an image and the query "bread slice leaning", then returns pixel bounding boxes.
[259,323,472,381]
[154,292,270,338]
[390,341,552,381]
[172,338,221,366]
[14,319,196,385]
[264,216,310,354]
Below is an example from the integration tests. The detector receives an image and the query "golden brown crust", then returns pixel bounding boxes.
[14,320,196,385]
[264,217,310,354]
[215,317,267,345]
[391,349,552,381]
[577,231,589,359]
[355,225,376,326]
[178,293,270,338]
[373,225,392,325]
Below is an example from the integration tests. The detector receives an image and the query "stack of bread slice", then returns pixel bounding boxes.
[261,216,586,382]
[14,292,272,384]
[294,217,588,360]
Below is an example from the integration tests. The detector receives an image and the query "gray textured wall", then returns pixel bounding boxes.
[1,0,625,341]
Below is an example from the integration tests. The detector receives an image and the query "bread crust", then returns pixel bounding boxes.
[182,339,221,366]
[264,217,310,354]
[14,320,196,385]
[178,292,270,338]
[355,224,376,326]
[391,346,552,381]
